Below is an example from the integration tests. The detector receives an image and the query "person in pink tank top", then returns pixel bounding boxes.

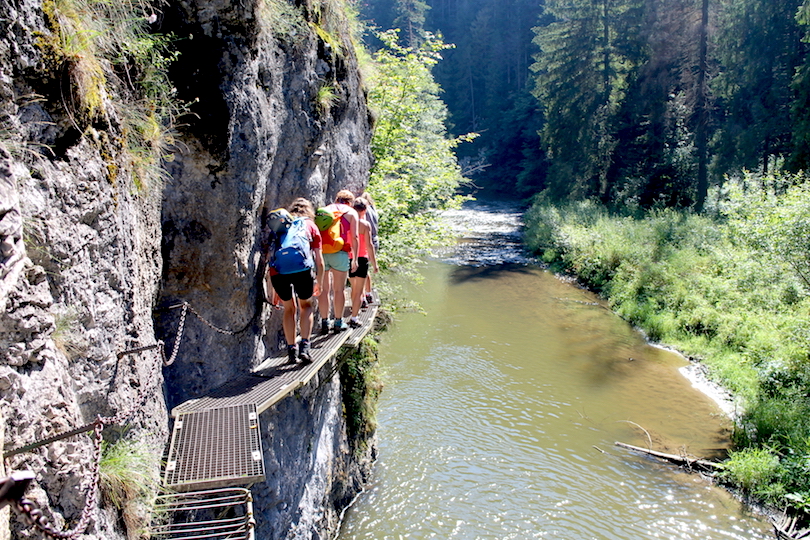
[348,197,378,328]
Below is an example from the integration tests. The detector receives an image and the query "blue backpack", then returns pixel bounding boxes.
[271,217,314,275]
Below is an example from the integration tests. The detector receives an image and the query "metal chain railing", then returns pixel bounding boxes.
[12,421,103,539]
[178,301,261,336]
[5,299,263,538]
[4,301,199,539]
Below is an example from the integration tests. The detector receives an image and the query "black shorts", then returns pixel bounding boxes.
[271,269,315,301]
[349,257,369,279]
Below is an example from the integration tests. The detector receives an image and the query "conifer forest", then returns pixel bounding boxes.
[363,0,810,208]
[363,0,810,524]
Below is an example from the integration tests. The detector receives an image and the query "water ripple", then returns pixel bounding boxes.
[339,202,769,540]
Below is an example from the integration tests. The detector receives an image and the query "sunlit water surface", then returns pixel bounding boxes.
[338,201,770,540]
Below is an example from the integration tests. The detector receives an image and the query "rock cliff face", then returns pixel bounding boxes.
[158,0,372,409]
[0,0,373,538]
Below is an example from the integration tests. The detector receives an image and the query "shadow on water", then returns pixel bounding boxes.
[448,262,536,283]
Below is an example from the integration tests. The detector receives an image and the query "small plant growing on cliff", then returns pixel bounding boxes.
[316,83,338,115]
[259,0,307,39]
[52,307,88,360]
[340,338,384,456]
[99,437,161,540]
[38,0,183,192]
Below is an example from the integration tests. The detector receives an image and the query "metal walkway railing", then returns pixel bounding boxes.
[151,488,255,540]
[163,293,379,492]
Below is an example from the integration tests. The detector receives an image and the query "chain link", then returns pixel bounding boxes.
[182,301,259,335]
[164,303,188,365]
[7,299,252,538]
[13,421,103,539]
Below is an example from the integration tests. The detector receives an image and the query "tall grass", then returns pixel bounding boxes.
[524,171,810,513]
[39,0,181,191]
[99,437,161,540]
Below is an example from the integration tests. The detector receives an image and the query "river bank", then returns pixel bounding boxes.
[522,195,810,522]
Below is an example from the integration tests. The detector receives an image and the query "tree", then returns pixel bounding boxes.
[531,0,645,201]
[366,30,470,276]
[791,1,810,170]
[393,0,431,47]
[713,0,804,180]
[692,0,711,211]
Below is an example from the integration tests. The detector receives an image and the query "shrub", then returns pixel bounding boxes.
[99,437,161,540]
[722,447,782,496]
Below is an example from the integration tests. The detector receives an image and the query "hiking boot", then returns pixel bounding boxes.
[298,339,312,363]
[332,318,346,333]
[287,344,298,364]
[348,317,361,328]
[365,292,373,304]
[320,319,330,335]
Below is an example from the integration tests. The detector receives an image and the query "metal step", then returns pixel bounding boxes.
[151,487,255,540]
[164,404,264,491]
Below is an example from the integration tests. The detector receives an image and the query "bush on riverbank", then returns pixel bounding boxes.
[523,170,810,512]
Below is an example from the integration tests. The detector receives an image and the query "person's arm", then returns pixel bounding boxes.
[313,246,323,297]
[264,265,282,309]
[309,220,324,296]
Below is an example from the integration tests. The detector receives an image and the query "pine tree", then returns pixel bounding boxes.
[393,0,431,47]
[531,0,645,201]
[790,1,810,170]
[713,0,804,179]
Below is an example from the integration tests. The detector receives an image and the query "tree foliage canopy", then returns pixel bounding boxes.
[366,29,469,286]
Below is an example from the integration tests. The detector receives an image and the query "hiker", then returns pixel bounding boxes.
[317,190,359,333]
[348,197,378,328]
[266,198,324,363]
[360,191,379,305]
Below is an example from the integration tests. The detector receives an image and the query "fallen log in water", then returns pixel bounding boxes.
[616,441,810,539]
[772,513,810,540]
[614,441,723,473]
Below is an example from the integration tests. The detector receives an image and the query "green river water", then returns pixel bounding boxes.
[338,202,771,540]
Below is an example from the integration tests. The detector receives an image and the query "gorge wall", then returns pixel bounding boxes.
[0,0,374,538]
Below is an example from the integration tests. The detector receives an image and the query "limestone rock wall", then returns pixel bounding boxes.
[0,0,374,538]
[157,0,373,409]
[0,1,169,538]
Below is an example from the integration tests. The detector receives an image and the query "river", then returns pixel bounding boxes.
[338,201,771,540]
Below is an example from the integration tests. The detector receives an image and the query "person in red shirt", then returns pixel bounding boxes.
[266,198,324,363]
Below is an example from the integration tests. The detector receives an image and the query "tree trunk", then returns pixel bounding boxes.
[694,0,710,212]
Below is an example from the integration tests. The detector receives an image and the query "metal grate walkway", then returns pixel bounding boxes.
[163,291,379,491]
[164,404,264,491]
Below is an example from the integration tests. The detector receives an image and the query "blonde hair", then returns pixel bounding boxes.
[335,190,355,205]
[288,197,315,219]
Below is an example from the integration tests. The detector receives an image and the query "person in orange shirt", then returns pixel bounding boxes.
[317,190,359,333]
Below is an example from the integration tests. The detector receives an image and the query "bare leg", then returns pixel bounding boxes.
[281,298,297,345]
[299,298,314,340]
[332,269,349,321]
[350,276,364,318]
[364,273,373,294]
[319,271,333,319]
